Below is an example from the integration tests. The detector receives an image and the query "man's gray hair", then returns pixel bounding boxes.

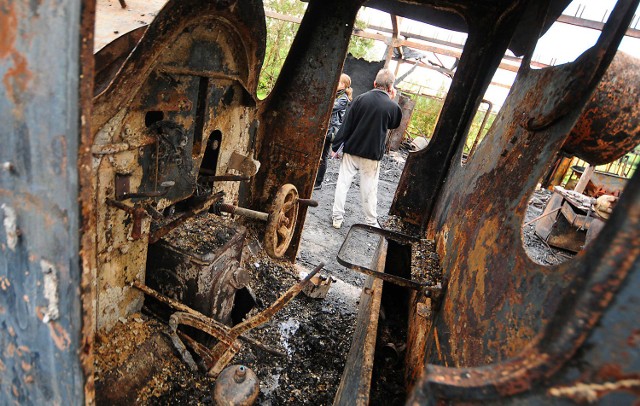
[375,68,395,90]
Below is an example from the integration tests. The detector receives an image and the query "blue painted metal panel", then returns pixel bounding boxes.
[0,0,85,404]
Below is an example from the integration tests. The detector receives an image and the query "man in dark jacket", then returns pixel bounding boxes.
[331,68,402,229]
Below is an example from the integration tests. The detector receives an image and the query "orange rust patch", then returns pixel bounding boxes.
[21,360,31,372]
[0,276,10,290]
[0,0,18,58]
[36,306,71,350]
[5,342,16,357]
[3,52,33,102]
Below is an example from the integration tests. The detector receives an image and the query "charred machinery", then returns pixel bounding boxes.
[1,0,639,404]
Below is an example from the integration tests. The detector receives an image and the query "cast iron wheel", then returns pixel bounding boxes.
[264,184,299,258]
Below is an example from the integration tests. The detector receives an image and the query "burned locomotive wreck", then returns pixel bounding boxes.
[1,0,639,405]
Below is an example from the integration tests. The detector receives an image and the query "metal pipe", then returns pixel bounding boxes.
[218,203,269,222]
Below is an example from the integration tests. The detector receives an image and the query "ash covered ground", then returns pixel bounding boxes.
[95,150,572,405]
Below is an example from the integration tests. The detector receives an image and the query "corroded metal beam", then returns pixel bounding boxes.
[390,0,530,227]
[251,0,365,260]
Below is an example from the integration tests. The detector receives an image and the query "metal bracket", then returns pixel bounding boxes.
[337,224,442,296]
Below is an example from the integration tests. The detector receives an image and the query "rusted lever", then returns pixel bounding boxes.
[199,174,251,182]
[214,198,318,221]
[117,181,175,200]
[106,199,147,240]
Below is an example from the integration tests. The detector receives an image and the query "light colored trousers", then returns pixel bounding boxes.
[332,153,381,226]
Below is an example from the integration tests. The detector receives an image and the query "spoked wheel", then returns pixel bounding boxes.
[264,184,299,258]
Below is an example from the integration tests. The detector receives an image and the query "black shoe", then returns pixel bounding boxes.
[313,184,322,190]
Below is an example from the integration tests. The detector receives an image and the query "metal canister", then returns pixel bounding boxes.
[214,365,260,405]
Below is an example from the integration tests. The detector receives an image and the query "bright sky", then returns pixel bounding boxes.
[358,0,640,108]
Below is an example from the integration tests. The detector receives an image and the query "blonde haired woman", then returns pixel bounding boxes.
[314,73,352,190]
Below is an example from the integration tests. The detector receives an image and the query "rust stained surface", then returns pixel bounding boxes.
[1,0,88,403]
[0,0,18,58]
[561,51,640,165]
[78,0,97,395]
[402,0,640,402]
[91,0,266,330]
[408,173,640,402]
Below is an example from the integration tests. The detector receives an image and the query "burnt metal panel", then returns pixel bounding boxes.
[418,1,640,368]
[407,167,640,403]
[251,0,365,260]
[0,0,91,403]
[91,0,266,330]
[343,55,385,98]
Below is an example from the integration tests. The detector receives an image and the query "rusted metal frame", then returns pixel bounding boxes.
[91,0,265,133]
[408,169,640,402]
[133,281,233,342]
[79,0,97,403]
[148,191,224,244]
[384,14,400,69]
[337,224,441,292]
[1,0,92,403]
[251,0,365,260]
[333,239,387,405]
[390,1,530,228]
[411,0,638,391]
[466,99,493,159]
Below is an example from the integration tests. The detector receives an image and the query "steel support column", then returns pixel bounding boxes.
[252,0,365,260]
[0,0,95,403]
[390,1,529,229]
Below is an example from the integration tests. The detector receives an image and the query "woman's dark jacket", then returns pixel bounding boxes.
[326,90,350,141]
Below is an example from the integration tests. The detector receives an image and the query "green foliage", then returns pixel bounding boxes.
[258,0,307,98]
[403,92,497,155]
[405,94,444,139]
[257,1,375,98]
[348,19,376,61]
[464,109,496,154]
